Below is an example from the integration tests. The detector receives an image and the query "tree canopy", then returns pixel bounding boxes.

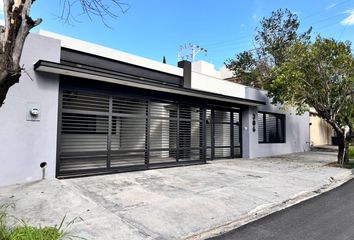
[270,37,354,163]
[269,36,353,123]
[226,8,353,163]
[225,8,312,88]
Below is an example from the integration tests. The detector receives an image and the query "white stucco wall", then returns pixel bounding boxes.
[191,72,247,99]
[38,30,183,77]
[191,71,310,158]
[245,103,310,158]
[0,33,61,186]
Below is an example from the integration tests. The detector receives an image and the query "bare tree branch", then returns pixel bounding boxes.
[0,0,129,107]
[58,0,130,27]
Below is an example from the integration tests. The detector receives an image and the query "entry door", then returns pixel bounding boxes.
[206,109,241,160]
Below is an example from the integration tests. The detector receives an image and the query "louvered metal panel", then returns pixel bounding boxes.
[258,112,285,143]
[233,112,242,157]
[59,91,110,175]
[62,90,109,112]
[58,87,242,178]
[214,110,231,158]
[179,105,203,161]
[110,96,148,167]
[258,113,264,142]
[206,109,213,159]
[205,108,241,160]
[149,101,178,164]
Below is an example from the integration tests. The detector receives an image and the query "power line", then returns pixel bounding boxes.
[206,11,351,52]
[302,0,353,20]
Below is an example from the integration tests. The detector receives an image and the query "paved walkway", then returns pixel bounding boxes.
[0,151,352,240]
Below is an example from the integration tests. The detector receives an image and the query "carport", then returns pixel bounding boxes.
[35,48,264,178]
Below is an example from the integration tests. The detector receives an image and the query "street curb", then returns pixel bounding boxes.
[185,171,354,240]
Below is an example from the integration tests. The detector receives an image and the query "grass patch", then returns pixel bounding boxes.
[0,204,83,240]
[350,146,354,160]
[8,225,63,240]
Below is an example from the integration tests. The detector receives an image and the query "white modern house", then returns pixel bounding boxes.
[0,31,310,186]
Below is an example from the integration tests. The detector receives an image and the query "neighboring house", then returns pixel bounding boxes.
[0,31,310,186]
[309,109,333,146]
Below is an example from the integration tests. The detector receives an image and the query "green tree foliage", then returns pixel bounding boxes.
[255,8,311,66]
[225,51,261,87]
[269,37,354,164]
[225,8,311,88]
[226,8,353,164]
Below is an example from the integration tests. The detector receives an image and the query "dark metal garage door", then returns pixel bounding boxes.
[57,88,241,178]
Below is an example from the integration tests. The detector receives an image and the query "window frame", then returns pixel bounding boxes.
[258,111,286,144]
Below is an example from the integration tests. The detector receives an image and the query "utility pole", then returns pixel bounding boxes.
[178,43,207,62]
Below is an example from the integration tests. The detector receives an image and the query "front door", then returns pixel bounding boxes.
[206,108,241,160]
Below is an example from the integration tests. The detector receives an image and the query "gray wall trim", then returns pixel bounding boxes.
[61,48,183,87]
[34,60,266,107]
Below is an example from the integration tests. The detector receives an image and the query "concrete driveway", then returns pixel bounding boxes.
[0,151,352,240]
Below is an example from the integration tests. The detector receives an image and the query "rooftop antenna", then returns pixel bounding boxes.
[178,43,207,62]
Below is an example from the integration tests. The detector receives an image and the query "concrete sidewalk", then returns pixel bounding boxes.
[0,151,352,240]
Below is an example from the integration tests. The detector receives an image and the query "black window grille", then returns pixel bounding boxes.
[258,112,285,143]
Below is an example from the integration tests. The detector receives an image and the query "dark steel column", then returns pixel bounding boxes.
[211,109,215,160]
[146,100,151,167]
[56,89,63,178]
[202,108,207,163]
[176,103,180,162]
[230,111,235,158]
[107,96,113,168]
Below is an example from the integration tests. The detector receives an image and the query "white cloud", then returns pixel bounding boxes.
[341,9,354,26]
[326,3,337,10]
[0,19,3,26]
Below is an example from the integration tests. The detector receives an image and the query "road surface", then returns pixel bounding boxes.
[211,178,354,240]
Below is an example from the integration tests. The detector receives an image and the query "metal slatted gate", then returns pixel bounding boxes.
[58,89,210,177]
[58,89,242,177]
[206,109,241,160]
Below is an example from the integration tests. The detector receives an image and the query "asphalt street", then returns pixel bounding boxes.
[211,178,354,240]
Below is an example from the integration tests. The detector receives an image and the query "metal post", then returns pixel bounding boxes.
[211,109,215,160]
[202,108,207,163]
[176,103,180,162]
[146,100,150,167]
[230,111,235,158]
[107,96,113,168]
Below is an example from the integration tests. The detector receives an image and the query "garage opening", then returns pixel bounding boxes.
[57,83,242,178]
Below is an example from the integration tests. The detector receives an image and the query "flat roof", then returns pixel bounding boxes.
[34,60,265,107]
[38,30,183,77]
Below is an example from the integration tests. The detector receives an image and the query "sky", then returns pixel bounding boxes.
[1,0,354,69]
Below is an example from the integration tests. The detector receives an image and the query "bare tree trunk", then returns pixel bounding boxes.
[337,132,345,165]
[323,117,349,165]
[0,0,42,107]
[344,138,350,164]
[335,129,351,166]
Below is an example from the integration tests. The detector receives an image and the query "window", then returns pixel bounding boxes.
[258,112,285,143]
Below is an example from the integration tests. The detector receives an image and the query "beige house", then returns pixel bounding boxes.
[309,109,333,146]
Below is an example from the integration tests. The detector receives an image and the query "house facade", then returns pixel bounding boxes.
[0,31,310,186]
